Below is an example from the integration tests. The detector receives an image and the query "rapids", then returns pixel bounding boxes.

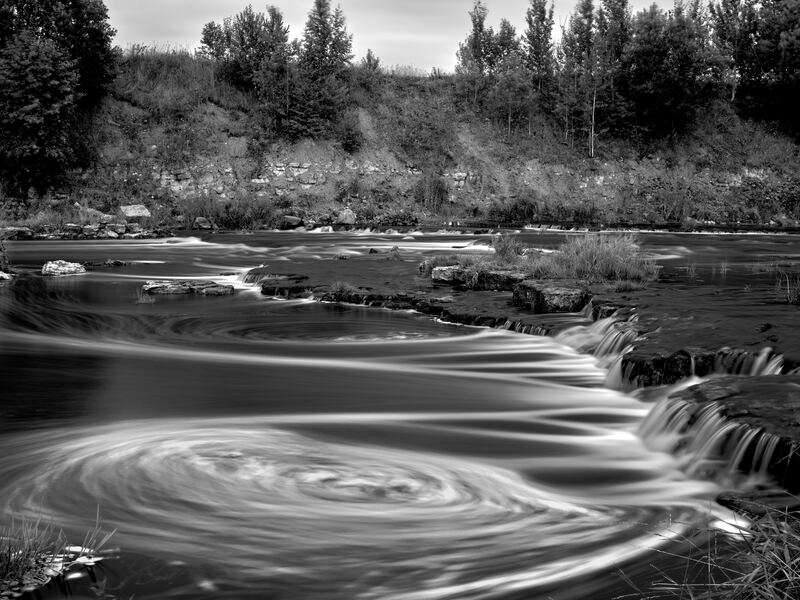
[0,231,787,599]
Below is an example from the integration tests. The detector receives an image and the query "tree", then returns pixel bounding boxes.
[0,32,78,195]
[524,0,555,95]
[0,0,116,196]
[620,2,722,137]
[709,0,758,101]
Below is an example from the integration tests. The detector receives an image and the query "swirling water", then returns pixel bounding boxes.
[0,231,769,599]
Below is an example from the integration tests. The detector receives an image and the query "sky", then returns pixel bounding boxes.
[104,0,661,72]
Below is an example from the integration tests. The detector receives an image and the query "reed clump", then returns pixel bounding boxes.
[638,507,800,600]
[775,271,800,305]
[1,515,115,596]
[528,234,658,283]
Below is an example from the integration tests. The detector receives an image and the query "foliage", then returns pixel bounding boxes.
[620,3,723,137]
[492,233,526,262]
[529,233,658,282]
[0,0,116,197]
[412,172,449,212]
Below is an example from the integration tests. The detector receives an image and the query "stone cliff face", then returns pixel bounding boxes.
[54,99,800,229]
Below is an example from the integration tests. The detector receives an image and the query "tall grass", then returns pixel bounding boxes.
[492,233,526,263]
[637,508,800,600]
[529,234,658,283]
[775,271,800,304]
[1,515,115,594]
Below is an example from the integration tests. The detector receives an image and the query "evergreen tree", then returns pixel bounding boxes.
[524,0,555,95]
[0,0,116,196]
[620,2,722,136]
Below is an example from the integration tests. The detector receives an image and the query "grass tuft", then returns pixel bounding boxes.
[1,513,116,595]
[634,507,800,600]
[528,234,658,283]
[775,271,800,305]
[492,233,526,263]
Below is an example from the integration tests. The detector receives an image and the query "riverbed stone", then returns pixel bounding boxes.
[431,265,466,285]
[41,260,87,276]
[512,280,591,313]
[336,208,357,226]
[280,215,303,229]
[193,216,213,230]
[119,204,151,220]
[142,280,234,296]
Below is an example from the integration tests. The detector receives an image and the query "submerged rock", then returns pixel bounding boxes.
[41,260,87,276]
[512,280,591,313]
[142,280,234,296]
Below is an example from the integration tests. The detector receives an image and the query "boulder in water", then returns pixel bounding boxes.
[512,280,591,313]
[142,280,234,296]
[42,260,87,276]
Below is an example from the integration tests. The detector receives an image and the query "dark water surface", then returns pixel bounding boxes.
[0,230,792,599]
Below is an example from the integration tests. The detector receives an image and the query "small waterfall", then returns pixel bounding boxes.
[714,346,784,376]
[554,315,638,358]
[639,398,786,490]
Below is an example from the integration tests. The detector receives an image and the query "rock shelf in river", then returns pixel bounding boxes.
[41,260,87,276]
[142,280,234,296]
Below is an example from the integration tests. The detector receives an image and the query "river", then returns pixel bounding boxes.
[0,230,791,599]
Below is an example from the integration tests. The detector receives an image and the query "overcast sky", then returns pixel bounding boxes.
[104,0,662,72]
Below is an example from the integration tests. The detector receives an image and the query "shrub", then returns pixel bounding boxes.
[492,233,526,263]
[529,234,658,282]
[412,172,449,212]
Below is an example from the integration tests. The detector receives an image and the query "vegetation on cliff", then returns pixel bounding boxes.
[1,0,800,231]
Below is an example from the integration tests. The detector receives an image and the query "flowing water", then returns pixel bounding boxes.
[0,231,794,599]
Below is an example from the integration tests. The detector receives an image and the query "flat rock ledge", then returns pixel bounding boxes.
[429,265,527,291]
[142,280,234,296]
[668,376,800,505]
[41,260,87,276]
[512,280,592,313]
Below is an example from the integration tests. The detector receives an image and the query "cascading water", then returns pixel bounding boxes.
[0,231,782,599]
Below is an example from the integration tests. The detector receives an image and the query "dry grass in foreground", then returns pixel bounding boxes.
[1,516,116,597]
[623,507,800,600]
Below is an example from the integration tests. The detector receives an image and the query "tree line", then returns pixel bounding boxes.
[456,0,800,156]
[0,0,116,196]
[2,0,800,200]
[198,0,358,145]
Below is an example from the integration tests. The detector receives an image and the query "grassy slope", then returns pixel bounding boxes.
[5,49,800,230]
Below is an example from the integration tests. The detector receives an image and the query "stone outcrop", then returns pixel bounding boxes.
[431,265,466,285]
[193,217,214,230]
[119,204,152,220]
[666,376,800,495]
[41,260,87,276]
[512,280,592,313]
[142,280,234,295]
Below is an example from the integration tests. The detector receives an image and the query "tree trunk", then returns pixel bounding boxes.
[589,87,596,159]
